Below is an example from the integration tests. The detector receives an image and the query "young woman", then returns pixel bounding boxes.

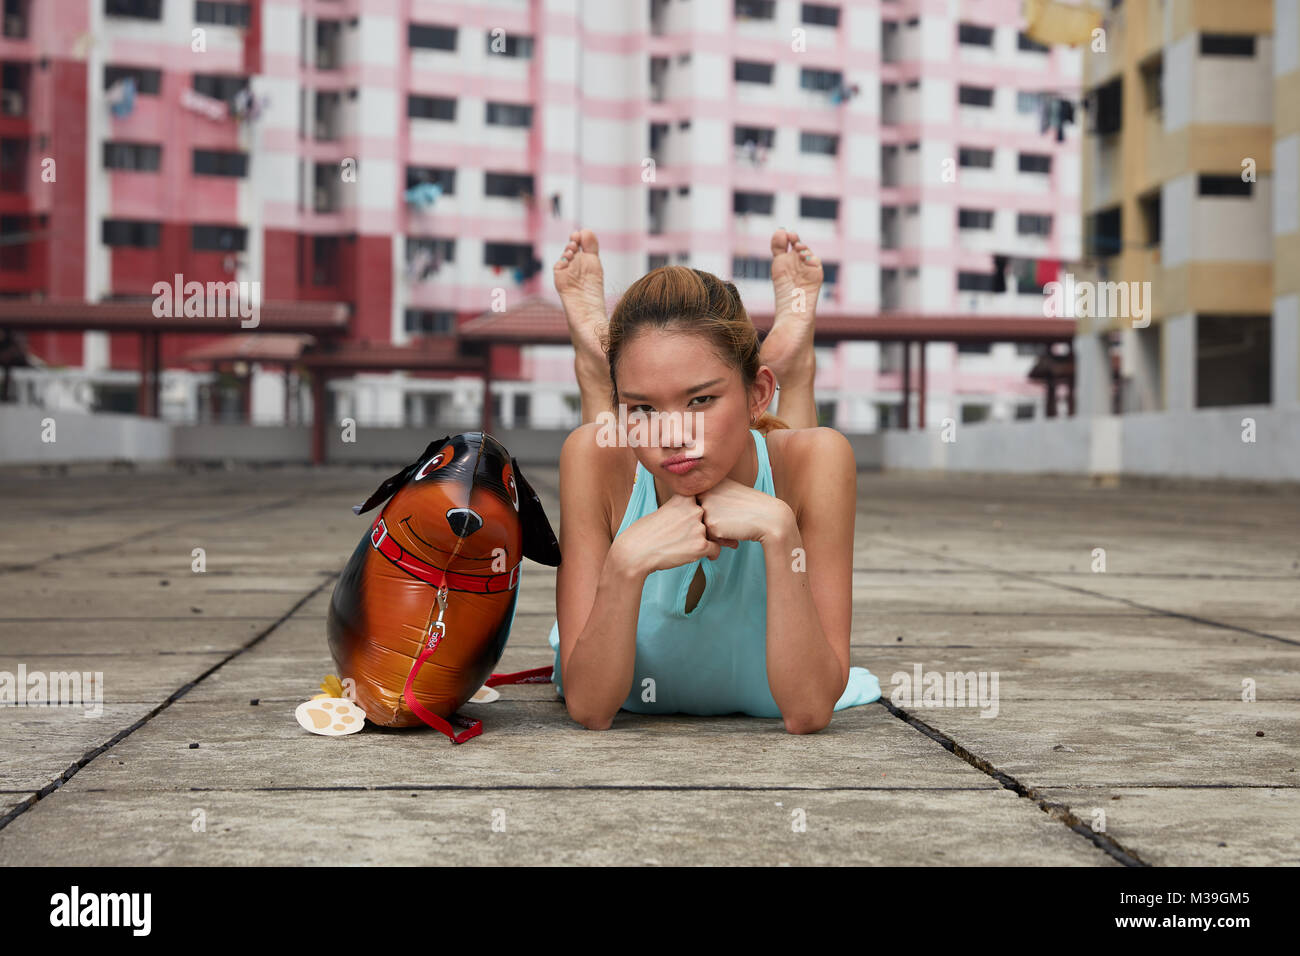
[546,228,880,733]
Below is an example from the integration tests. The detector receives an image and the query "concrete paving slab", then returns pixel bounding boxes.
[0,704,157,791]
[0,787,1115,866]
[1034,787,1300,866]
[902,701,1299,788]
[48,698,990,792]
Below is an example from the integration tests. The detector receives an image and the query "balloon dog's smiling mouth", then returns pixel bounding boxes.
[400,516,497,561]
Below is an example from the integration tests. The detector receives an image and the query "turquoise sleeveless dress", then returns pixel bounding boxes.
[545,428,881,718]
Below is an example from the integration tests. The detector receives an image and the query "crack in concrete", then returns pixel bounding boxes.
[0,574,337,834]
[877,698,1150,867]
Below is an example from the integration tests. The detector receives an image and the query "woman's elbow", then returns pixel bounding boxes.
[783,709,832,735]
[564,698,615,731]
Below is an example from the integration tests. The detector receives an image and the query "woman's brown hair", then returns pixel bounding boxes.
[602,266,789,434]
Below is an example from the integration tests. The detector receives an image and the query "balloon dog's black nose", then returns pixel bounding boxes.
[446,507,483,537]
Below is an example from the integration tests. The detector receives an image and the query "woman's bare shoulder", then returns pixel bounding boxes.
[560,423,638,537]
[765,426,856,512]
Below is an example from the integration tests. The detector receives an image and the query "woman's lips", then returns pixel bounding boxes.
[663,456,700,475]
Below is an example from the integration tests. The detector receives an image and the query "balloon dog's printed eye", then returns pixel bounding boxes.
[502,461,519,511]
[415,444,454,480]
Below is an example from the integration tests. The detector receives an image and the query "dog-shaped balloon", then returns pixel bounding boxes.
[327,433,561,742]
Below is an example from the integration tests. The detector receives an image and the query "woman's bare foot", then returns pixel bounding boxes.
[760,229,821,428]
[553,229,614,423]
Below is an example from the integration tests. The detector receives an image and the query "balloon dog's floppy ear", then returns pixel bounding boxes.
[512,456,561,567]
[351,435,450,515]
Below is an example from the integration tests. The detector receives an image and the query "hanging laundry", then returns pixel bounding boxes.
[1013,257,1038,291]
[403,181,443,209]
[406,246,433,281]
[1035,258,1061,287]
[512,266,525,284]
[992,254,1010,293]
[550,192,561,217]
[1056,99,1075,142]
[429,240,444,274]
[106,76,136,118]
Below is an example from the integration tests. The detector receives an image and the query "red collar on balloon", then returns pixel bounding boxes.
[369,516,520,593]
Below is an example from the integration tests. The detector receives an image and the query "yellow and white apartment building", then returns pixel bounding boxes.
[1072,0,1299,475]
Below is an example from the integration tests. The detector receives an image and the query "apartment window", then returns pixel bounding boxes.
[1199,33,1255,57]
[1086,206,1122,257]
[1199,175,1252,197]
[732,255,772,280]
[958,85,994,107]
[1018,31,1049,53]
[1019,152,1052,174]
[1017,213,1053,237]
[307,235,339,285]
[734,126,776,148]
[405,310,455,335]
[734,60,774,84]
[484,172,534,198]
[1139,191,1161,246]
[1088,77,1123,135]
[959,147,994,168]
[957,271,996,292]
[1196,315,1271,407]
[957,341,993,354]
[961,404,992,424]
[409,23,457,51]
[195,2,250,27]
[406,166,455,193]
[407,237,456,265]
[486,32,534,57]
[1017,90,1045,114]
[193,73,248,103]
[801,3,840,27]
[192,224,247,252]
[1015,403,1036,420]
[821,262,839,285]
[958,208,994,230]
[105,0,161,19]
[958,23,994,46]
[800,131,839,155]
[483,242,533,268]
[1141,58,1164,112]
[103,142,161,172]
[408,95,455,120]
[105,65,161,95]
[193,148,248,177]
[734,191,775,215]
[102,218,160,247]
[800,68,843,92]
[648,253,670,271]
[736,0,775,19]
[800,196,839,219]
[485,102,533,127]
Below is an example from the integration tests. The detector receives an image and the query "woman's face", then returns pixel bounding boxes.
[614,328,767,496]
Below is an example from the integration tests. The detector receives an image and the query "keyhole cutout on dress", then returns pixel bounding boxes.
[684,563,707,614]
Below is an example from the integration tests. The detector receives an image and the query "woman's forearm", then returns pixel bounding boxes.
[560,542,647,729]
[760,513,845,732]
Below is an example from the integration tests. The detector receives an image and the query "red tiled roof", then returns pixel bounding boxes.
[299,338,485,373]
[181,334,313,364]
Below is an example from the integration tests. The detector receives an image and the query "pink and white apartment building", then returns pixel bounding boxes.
[1,0,1080,430]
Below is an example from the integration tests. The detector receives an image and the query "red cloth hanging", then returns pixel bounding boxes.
[1036,258,1061,286]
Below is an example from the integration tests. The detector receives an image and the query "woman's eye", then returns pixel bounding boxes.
[687,395,715,406]
[630,404,652,414]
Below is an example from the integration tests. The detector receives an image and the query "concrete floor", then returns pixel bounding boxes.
[0,464,1296,865]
